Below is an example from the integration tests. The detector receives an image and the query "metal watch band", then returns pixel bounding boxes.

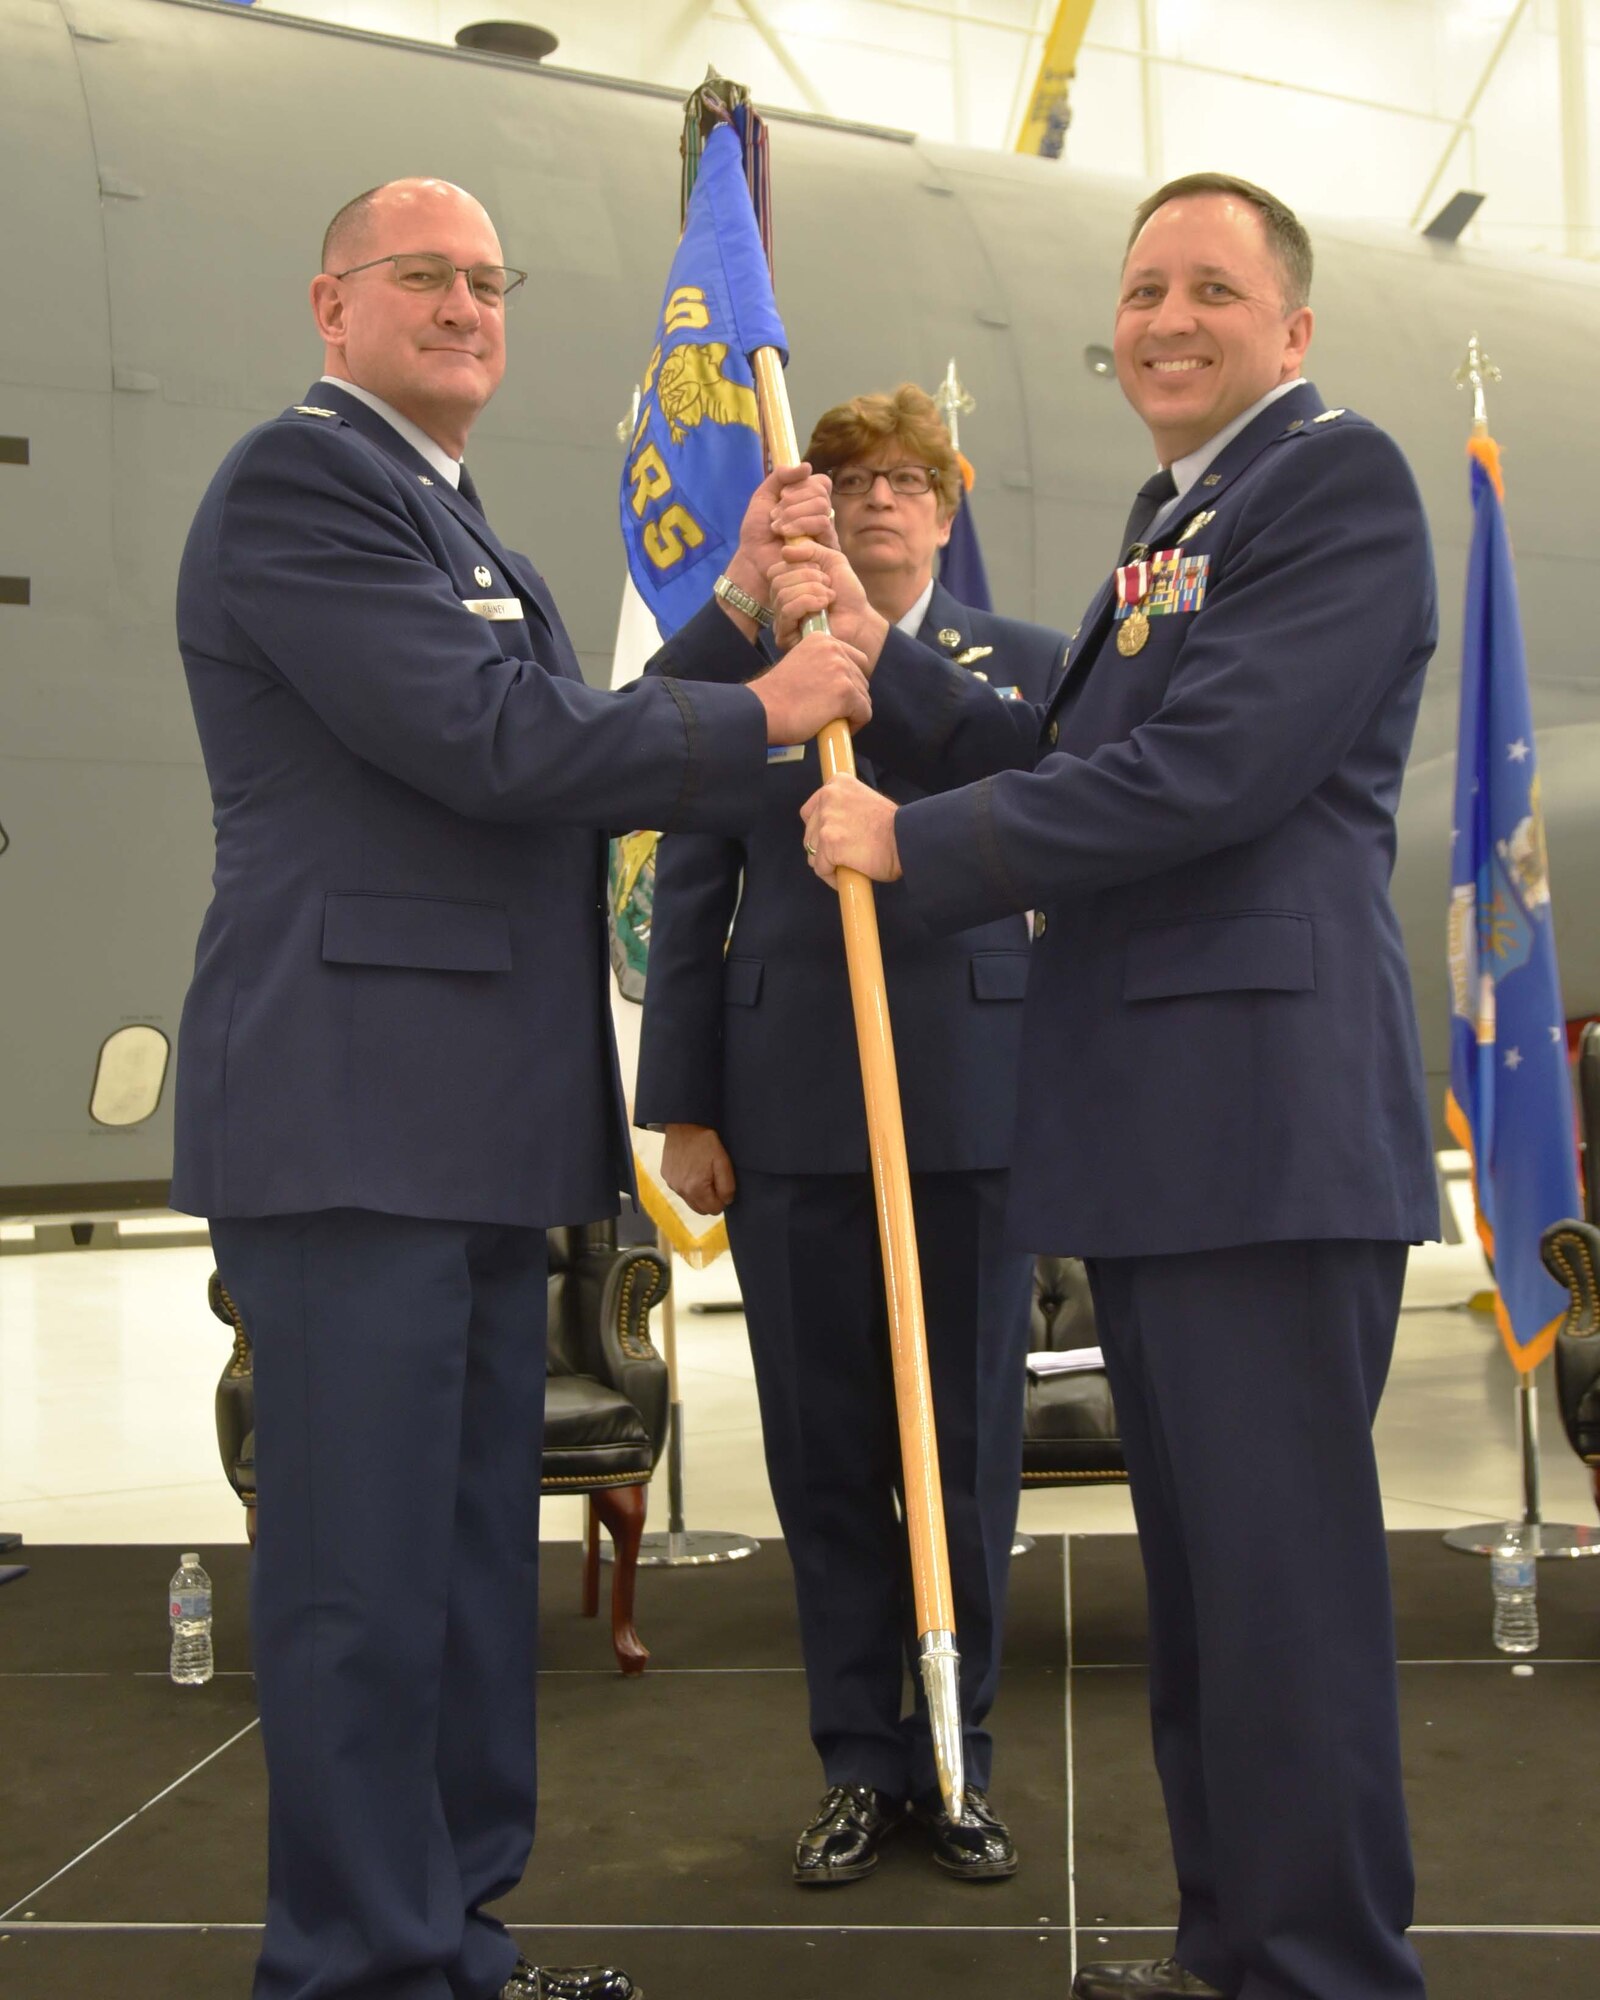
[713,572,774,628]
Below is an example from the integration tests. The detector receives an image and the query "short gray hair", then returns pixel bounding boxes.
[322,186,386,274]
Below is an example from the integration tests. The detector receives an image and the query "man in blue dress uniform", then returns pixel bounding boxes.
[172,176,866,2000]
[791,177,1438,1999]
[636,386,1065,1886]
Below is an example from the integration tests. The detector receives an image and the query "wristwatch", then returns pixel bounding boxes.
[713,572,774,629]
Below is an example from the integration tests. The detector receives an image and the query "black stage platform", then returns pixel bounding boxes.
[2,1534,1597,1996]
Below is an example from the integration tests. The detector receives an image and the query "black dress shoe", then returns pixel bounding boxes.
[501,1961,643,2000]
[909,1787,1018,1880]
[792,1784,903,1884]
[1071,1957,1226,1998]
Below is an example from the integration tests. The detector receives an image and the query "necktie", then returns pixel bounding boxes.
[1119,467,1177,558]
[456,462,484,516]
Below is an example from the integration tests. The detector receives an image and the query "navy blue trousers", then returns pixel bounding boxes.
[1086,1241,1425,2000]
[211,1209,547,2000]
[727,1168,1033,1802]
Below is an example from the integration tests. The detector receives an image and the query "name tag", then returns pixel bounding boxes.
[766,744,806,765]
[462,597,523,622]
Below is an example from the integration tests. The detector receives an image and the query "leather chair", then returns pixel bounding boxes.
[1537,1023,1600,1515]
[1580,1021,1600,1227]
[1023,1256,1126,1489]
[207,1220,672,1673]
[543,1221,670,1673]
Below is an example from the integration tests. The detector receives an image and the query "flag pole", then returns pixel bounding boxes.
[1442,334,1600,1562]
[750,347,968,1823]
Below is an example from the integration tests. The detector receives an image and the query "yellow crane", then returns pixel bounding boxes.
[1014,0,1098,158]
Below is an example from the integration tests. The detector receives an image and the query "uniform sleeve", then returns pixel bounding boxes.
[212,423,768,832]
[896,424,1436,933]
[653,597,770,683]
[852,624,1043,792]
[633,831,745,1135]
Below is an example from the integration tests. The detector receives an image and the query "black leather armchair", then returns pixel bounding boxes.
[1541,1221,1600,1516]
[1022,1256,1126,1488]
[1537,1022,1600,1515]
[206,1220,672,1674]
[543,1222,670,1673]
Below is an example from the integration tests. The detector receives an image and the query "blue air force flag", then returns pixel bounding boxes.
[1446,436,1580,1371]
[620,124,788,638]
[940,479,992,612]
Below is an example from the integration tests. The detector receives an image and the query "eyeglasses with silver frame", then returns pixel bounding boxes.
[332,252,528,305]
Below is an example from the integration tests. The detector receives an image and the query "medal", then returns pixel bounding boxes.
[1117,608,1150,656]
[1114,558,1152,655]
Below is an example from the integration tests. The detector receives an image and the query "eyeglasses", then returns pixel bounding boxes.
[332,252,528,305]
[831,464,940,498]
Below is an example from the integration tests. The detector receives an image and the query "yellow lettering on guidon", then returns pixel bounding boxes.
[645,506,706,570]
[664,287,710,335]
[628,444,673,519]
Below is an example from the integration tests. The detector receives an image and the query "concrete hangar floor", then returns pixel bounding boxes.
[1,1219,1597,1997]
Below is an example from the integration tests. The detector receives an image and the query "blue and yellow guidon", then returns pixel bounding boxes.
[620,125,788,638]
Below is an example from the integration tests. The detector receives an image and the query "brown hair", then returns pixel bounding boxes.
[1127,172,1313,311]
[804,384,962,519]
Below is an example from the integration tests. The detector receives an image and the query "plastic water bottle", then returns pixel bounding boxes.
[1490,1522,1539,1656]
[169,1552,214,1685]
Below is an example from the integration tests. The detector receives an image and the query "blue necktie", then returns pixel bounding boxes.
[1120,467,1177,558]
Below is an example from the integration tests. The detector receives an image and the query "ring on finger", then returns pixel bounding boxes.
[804,839,817,856]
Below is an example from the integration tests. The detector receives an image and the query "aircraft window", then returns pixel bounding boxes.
[89,1025,170,1127]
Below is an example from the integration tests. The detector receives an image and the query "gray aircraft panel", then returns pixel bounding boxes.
[1,3,112,395]
[3,0,1599,1205]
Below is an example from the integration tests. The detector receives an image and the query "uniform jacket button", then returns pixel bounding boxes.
[1033,912,1047,939]
[1046,720,1059,747]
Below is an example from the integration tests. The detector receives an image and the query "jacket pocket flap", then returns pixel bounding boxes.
[1123,911,1313,1000]
[322,894,512,972]
[970,951,1031,1001]
[723,957,764,1007]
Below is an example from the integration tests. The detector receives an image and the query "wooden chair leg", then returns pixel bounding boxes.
[246,1503,257,1548]
[582,1495,600,1619]
[589,1482,650,1676]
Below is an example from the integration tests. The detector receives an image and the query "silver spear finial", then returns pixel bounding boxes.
[1453,334,1501,434]
[616,384,641,446]
[934,357,976,453]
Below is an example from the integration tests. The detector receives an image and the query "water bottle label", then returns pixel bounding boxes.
[172,1589,210,1620]
[1492,1556,1535,1591]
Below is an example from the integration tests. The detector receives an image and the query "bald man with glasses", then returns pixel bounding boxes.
[172,177,866,2000]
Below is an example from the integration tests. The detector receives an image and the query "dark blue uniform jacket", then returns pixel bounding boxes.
[636,583,1065,1173]
[172,381,768,1227]
[860,388,1441,1256]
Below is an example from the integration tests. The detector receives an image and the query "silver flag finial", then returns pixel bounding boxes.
[1453,334,1501,433]
[934,357,976,452]
[616,384,641,446]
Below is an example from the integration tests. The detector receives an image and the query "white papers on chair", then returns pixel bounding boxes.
[1026,1346,1105,1377]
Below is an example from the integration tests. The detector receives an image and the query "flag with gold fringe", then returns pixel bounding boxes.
[1446,428,1580,1370]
